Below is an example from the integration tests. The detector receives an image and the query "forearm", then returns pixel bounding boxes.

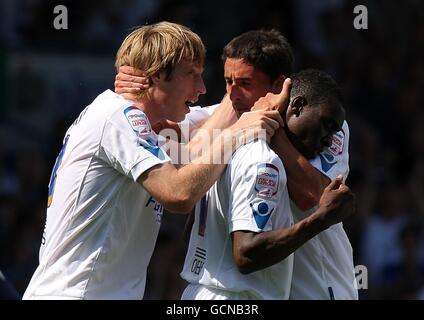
[139,131,233,213]
[189,97,237,148]
[271,128,330,210]
[236,211,327,274]
[175,129,236,204]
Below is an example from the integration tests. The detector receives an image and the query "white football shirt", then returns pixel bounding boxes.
[179,104,220,142]
[181,139,294,299]
[23,90,170,300]
[290,121,358,300]
[184,106,357,300]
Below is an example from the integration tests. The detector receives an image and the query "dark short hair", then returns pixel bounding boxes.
[222,29,294,82]
[291,69,345,108]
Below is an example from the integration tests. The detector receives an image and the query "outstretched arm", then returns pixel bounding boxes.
[139,109,283,213]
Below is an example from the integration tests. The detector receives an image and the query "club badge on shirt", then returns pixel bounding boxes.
[250,198,275,230]
[255,163,279,199]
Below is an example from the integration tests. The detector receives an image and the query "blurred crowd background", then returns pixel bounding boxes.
[0,0,423,299]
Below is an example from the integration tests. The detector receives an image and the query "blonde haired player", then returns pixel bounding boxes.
[23,22,283,300]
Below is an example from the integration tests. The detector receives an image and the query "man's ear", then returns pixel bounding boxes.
[150,72,162,85]
[271,75,286,94]
[288,96,307,117]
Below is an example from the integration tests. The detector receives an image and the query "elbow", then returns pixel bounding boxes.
[234,250,256,275]
[235,258,254,275]
[238,266,254,275]
[162,193,195,214]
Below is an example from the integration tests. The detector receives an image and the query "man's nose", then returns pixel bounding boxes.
[228,84,241,100]
[197,77,206,95]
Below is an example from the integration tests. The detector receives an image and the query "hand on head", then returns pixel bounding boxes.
[252,78,292,114]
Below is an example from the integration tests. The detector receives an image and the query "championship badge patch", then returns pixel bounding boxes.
[124,106,162,157]
[319,129,345,172]
[327,129,345,156]
[124,106,151,138]
[255,163,279,199]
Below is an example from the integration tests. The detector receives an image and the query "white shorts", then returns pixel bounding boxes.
[181,284,258,300]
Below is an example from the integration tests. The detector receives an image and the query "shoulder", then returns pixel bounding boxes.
[182,103,219,125]
[231,140,285,177]
[233,140,281,164]
[202,104,220,116]
[107,104,153,138]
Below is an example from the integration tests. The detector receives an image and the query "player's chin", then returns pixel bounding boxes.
[234,107,250,118]
[173,104,190,122]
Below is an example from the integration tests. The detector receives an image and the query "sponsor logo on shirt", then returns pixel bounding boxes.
[250,199,275,230]
[145,196,163,224]
[255,163,279,199]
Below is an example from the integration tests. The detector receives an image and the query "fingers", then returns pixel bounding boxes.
[275,78,292,114]
[115,79,149,89]
[115,74,150,86]
[265,110,284,127]
[253,110,284,127]
[325,176,343,191]
[115,86,141,95]
[233,110,283,142]
[261,115,280,131]
[119,66,145,77]
[338,183,350,192]
[262,122,276,137]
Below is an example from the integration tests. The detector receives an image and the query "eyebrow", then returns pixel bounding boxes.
[224,76,252,81]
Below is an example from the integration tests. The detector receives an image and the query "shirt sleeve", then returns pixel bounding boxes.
[99,105,171,182]
[309,120,350,181]
[228,142,287,233]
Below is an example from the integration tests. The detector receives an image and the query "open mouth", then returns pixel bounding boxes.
[185,95,200,107]
[185,100,195,107]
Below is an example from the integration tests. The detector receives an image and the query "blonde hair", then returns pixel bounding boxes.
[115,21,205,80]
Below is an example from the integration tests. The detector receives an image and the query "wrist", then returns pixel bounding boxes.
[307,208,330,232]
